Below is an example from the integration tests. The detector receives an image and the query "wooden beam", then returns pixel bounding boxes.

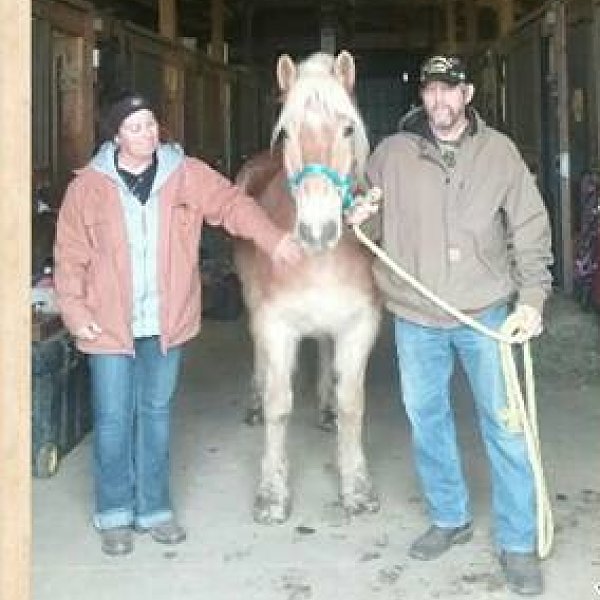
[446,0,457,53]
[0,3,31,600]
[496,0,515,35]
[210,0,226,62]
[465,0,478,51]
[159,0,178,39]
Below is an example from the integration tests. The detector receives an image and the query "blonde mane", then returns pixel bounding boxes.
[271,52,370,180]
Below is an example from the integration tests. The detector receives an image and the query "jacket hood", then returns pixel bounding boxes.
[89,141,185,192]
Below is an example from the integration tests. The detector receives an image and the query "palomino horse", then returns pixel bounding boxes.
[234,51,381,524]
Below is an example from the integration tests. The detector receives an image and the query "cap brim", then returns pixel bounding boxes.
[421,74,464,85]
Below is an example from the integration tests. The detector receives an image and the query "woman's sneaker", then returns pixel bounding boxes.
[100,527,133,556]
[136,518,187,545]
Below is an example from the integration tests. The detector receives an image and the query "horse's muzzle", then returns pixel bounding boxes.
[298,219,339,252]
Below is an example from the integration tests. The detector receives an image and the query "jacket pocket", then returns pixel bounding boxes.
[472,226,508,281]
[85,218,113,252]
[172,202,201,258]
[172,202,195,227]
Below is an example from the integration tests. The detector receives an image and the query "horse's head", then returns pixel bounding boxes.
[272,51,369,253]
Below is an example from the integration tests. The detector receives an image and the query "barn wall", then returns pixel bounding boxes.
[32,0,94,205]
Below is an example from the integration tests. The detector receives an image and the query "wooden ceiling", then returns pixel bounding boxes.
[90,0,548,62]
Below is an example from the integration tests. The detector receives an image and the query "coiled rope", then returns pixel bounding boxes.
[353,223,554,559]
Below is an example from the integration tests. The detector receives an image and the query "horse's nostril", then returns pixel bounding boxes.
[298,222,314,246]
[321,220,338,245]
[298,220,338,250]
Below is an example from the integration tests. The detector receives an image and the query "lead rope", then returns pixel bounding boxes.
[352,223,554,559]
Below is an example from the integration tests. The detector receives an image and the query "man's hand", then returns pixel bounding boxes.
[503,304,543,343]
[74,321,102,341]
[271,232,304,268]
[344,186,382,226]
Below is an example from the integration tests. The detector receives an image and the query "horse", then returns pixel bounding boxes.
[234,50,381,524]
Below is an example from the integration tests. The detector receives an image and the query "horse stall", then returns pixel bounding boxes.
[472,0,600,296]
[187,56,233,172]
[355,52,423,148]
[229,65,273,176]
[470,6,566,285]
[32,0,94,206]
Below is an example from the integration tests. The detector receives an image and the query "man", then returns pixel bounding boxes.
[364,55,553,595]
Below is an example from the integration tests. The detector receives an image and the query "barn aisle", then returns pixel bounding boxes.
[33,293,599,600]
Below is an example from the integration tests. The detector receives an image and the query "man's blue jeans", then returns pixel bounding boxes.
[88,337,182,531]
[394,305,536,553]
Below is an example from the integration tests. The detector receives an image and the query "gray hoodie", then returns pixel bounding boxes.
[91,141,184,337]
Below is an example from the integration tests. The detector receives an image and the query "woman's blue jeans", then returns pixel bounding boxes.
[394,305,536,553]
[88,337,182,531]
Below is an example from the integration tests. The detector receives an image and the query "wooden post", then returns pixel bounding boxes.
[497,0,515,36]
[592,1,600,166]
[210,0,225,62]
[446,0,457,53]
[465,0,478,53]
[0,2,31,600]
[242,2,255,65]
[158,0,183,142]
[159,0,177,40]
[555,1,573,292]
[320,2,337,55]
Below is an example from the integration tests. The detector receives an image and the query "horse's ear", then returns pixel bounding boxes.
[334,50,355,93]
[277,54,296,95]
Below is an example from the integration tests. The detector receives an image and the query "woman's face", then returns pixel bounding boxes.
[116,109,159,162]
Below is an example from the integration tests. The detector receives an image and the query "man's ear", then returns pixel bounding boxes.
[463,83,475,104]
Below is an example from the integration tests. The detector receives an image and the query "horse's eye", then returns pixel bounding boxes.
[343,125,354,137]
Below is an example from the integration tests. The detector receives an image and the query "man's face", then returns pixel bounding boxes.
[116,109,159,161]
[420,81,474,139]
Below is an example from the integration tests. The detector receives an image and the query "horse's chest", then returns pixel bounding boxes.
[269,276,371,334]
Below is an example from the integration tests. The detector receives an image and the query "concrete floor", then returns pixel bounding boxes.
[33,292,600,599]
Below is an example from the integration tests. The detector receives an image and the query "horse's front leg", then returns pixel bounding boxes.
[335,310,380,515]
[253,317,297,524]
[316,334,337,432]
[244,334,266,426]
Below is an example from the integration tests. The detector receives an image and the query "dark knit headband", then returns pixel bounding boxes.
[103,94,155,139]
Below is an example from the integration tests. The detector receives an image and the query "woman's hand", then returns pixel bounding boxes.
[271,232,305,268]
[74,321,103,341]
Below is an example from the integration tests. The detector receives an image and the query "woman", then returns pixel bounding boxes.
[54,92,302,556]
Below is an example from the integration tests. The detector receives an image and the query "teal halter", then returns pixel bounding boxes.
[288,164,355,211]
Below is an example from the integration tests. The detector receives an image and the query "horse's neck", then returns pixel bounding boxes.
[236,146,284,199]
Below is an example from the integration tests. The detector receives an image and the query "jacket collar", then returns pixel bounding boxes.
[399,105,479,144]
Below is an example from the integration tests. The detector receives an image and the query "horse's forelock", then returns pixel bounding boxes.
[272,68,369,178]
[296,52,335,77]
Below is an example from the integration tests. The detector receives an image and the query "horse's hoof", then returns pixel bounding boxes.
[317,407,337,433]
[253,493,291,524]
[244,406,264,426]
[341,488,380,515]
